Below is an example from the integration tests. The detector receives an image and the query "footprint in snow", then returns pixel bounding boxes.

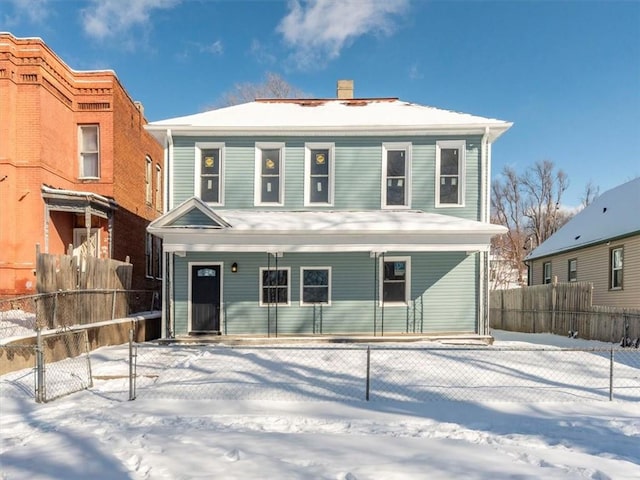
[224,448,242,462]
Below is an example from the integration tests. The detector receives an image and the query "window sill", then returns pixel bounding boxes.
[259,303,291,308]
[300,302,331,307]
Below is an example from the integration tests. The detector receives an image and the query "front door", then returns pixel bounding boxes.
[191,265,221,333]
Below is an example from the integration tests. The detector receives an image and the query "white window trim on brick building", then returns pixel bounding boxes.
[78,124,100,179]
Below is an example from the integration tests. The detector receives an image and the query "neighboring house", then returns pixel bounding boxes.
[146,80,511,338]
[525,178,640,308]
[0,33,164,296]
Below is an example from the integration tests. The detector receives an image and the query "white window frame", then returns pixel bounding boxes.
[195,142,225,206]
[304,143,334,207]
[78,124,100,179]
[255,142,285,206]
[145,156,153,204]
[379,256,411,306]
[300,266,332,306]
[610,247,623,290]
[568,258,577,282]
[155,164,162,212]
[435,140,466,207]
[381,142,412,209]
[543,262,552,284]
[259,266,291,306]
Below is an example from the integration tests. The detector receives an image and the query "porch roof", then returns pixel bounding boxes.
[148,197,507,253]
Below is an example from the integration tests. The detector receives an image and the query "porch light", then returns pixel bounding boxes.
[231,262,238,273]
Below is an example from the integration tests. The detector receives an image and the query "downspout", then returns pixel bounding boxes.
[165,129,173,213]
[479,127,491,335]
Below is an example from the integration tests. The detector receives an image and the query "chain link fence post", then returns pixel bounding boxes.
[35,328,45,402]
[129,328,136,401]
[609,346,614,401]
[365,346,370,401]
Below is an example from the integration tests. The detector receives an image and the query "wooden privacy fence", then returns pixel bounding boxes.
[490,282,640,343]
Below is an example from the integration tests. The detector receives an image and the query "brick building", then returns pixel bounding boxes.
[0,33,164,296]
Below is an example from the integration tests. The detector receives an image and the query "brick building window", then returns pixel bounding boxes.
[145,156,152,204]
[146,233,162,279]
[79,125,100,178]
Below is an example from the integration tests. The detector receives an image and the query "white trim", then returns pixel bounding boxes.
[304,143,335,207]
[195,142,225,206]
[187,262,224,333]
[259,266,291,307]
[78,124,100,179]
[300,266,332,306]
[166,129,173,211]
[255,142,285,206]
[381,142,412,209]
[379,256,411,306]
[435,140,466,208]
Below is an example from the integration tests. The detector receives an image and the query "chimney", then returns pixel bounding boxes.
[337,79,354,99]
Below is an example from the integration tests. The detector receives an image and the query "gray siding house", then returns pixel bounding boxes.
[525,178,640,308]
[146,84,511,338]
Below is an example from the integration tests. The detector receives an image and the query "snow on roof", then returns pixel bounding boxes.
[214,209,506,234]
[148,98,511,139]
[526,177,640,261]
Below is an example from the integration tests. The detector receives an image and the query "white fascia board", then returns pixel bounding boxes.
[163,243,491,253]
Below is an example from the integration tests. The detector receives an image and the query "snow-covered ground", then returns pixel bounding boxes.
[1,331,639,479]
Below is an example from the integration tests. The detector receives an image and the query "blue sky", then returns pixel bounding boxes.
[3,0,639,207]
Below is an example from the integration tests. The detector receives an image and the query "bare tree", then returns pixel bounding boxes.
[217,72,308,107]
[491,160,570,288]
[581,180,600,208]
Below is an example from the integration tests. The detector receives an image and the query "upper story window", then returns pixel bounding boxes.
[380,256,411,305]
[145,156,152,205]
[568,258,577,282]
[610,247,623,289]
[435,140,465,207]
[300,267,331,306]
[304,143,334,206]
[155,164,162,212]
[255,143,285,206]
[260,267,290,306]
[78,125,100,179]
[195,143,224,205]
[543,261,552,284]
[382,143,411,208]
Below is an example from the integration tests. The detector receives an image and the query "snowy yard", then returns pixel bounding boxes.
[1,331,639,479]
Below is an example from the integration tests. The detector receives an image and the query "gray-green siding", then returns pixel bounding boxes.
[171,136,483,220]
[172,251,479,335]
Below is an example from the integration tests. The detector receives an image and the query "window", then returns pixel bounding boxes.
[435,140,465,207]
[196,143,224,204]
[255,143,285,205]
[568,259,577,282]
[543,262,552,284]
[155,164,162,212]
[382,143,411,208]
[300,267,331,305]
[145,233,162,279]
[304,143,334,206]
[380,257,410,305]
[145,156,152,204]
[260,267,290,306]
[610,247,623,289]
[78,125,100,178]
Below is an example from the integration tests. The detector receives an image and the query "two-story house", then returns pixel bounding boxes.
[146,81,511,338]
[0,33,164,296]
[525,177,640,308]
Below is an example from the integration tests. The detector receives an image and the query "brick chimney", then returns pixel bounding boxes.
[337,79,354,99]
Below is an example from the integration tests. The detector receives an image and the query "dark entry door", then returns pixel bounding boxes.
[191,265,221,332]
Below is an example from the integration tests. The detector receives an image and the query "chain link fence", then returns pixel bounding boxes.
[122,342,640,403]
[0,330,93,402]
[0,290,159,339]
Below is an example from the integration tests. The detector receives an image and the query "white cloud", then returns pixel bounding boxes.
[200,40,223,55]
[80,0,179,41]
[3,0,51,25]
[277,0,410,69]
[408,62,423,80]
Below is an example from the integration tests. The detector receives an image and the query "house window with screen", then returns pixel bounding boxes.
[380,257,410,304]
[610,247,623,289]
[305,144,333,205]
[436,140,465,206]
[197,145,222,204]
[256,143,284,205]
[78,125,100,178]
[568,259,577,282]
[383,143,411,208]
[543,262,552,284]
[301,267,331,305]
[260,267,290,306]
